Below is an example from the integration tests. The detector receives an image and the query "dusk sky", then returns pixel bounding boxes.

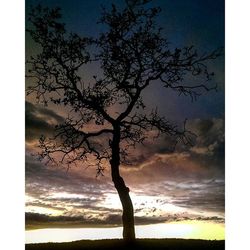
[25,0,225,240]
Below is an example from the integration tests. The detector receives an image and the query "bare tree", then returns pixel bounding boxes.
[26,0,222,241]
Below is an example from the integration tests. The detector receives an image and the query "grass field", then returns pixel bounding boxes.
[26,239,225,250]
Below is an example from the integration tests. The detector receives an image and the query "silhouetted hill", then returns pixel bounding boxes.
[26,239,225,250]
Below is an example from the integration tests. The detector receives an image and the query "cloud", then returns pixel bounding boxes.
[188,118,224,152]
[121,118,224,184]
[169,179,225,213]
[187,118,225,176]
[25,103,224,223]
[25,101,64,142]
[25,212,164,226]
[25,211,224,228]
[26,212,96,224]
[26,153,115,217]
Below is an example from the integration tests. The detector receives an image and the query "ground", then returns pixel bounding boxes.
[26,239,225,250]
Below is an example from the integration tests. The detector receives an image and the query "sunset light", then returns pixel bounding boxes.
[26,221,224,244]
[25,0,224,248]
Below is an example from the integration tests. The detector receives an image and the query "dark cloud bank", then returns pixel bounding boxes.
[26,211,224,228]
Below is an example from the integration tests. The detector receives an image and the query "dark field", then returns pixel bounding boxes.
[26,239,225,250]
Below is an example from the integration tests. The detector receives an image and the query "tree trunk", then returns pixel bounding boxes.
[110,125,135,242]
[111,166,135,241]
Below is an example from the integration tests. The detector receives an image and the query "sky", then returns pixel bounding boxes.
[25,0,225,239]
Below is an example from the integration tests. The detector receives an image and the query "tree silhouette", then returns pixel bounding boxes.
[26,0,222,241]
